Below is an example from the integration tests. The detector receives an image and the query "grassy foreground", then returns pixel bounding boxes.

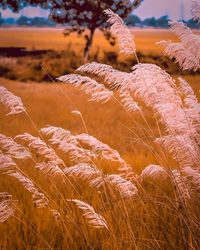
[0,28,200,249]
[0,73,200,249]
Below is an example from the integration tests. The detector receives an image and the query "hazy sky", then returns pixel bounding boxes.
[1,0,192,20]
[134,0,191,20]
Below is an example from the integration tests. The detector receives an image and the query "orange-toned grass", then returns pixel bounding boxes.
[0,27,178,54]
[0,29,200,249]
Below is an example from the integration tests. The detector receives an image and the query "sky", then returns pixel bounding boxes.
[1,0,192,21]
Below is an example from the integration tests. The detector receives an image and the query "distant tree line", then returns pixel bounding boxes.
[16,16,55,26]
[0,14,199,29]
[0,15,55,26]
[126,14,200,29]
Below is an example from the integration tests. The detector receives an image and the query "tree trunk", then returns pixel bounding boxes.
[84,28,95,61]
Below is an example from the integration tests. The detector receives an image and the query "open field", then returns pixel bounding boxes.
[0,28,196,82]
[0,28,200,249]
[0,27,179,53]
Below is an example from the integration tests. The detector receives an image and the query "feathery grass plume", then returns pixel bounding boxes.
[57,74,113,103]
[64,163,101,181]
[88,175,105,189]
[178,77,199,103]
[75,133,128,166]
[171,170,191,202]
[154,101,196,136]
[0,86,26,115]
[191,0,200,22]
[89,174,138,199]
[157,21,200,71]
[41,126,95,163]
[183,167,200,190]
[67,199,108,229]
[36,161,64,177]
[41,126,78,145]
[120,90,141,113]
[8,171,48,208]
[0,192,16,223]
[140,164,167,181]
[178,77,200,133]
[169,21,200,56]
[104,71,131,91]
[77,62,114,78]
[58,142,95,163]
[157,40,200,71]
[71,110,82,116]
[104,9,136,55]
[130,64,197,137]
[130,63,178,104]
[155,135,200,168]
[77,62,130,91]
[0,133,31,160]
[106,174,138,199]
[15,133,63,165]
[0,151,17,170]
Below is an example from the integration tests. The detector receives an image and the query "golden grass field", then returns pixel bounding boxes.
[0,28,200,249]
[0,27,179,53]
